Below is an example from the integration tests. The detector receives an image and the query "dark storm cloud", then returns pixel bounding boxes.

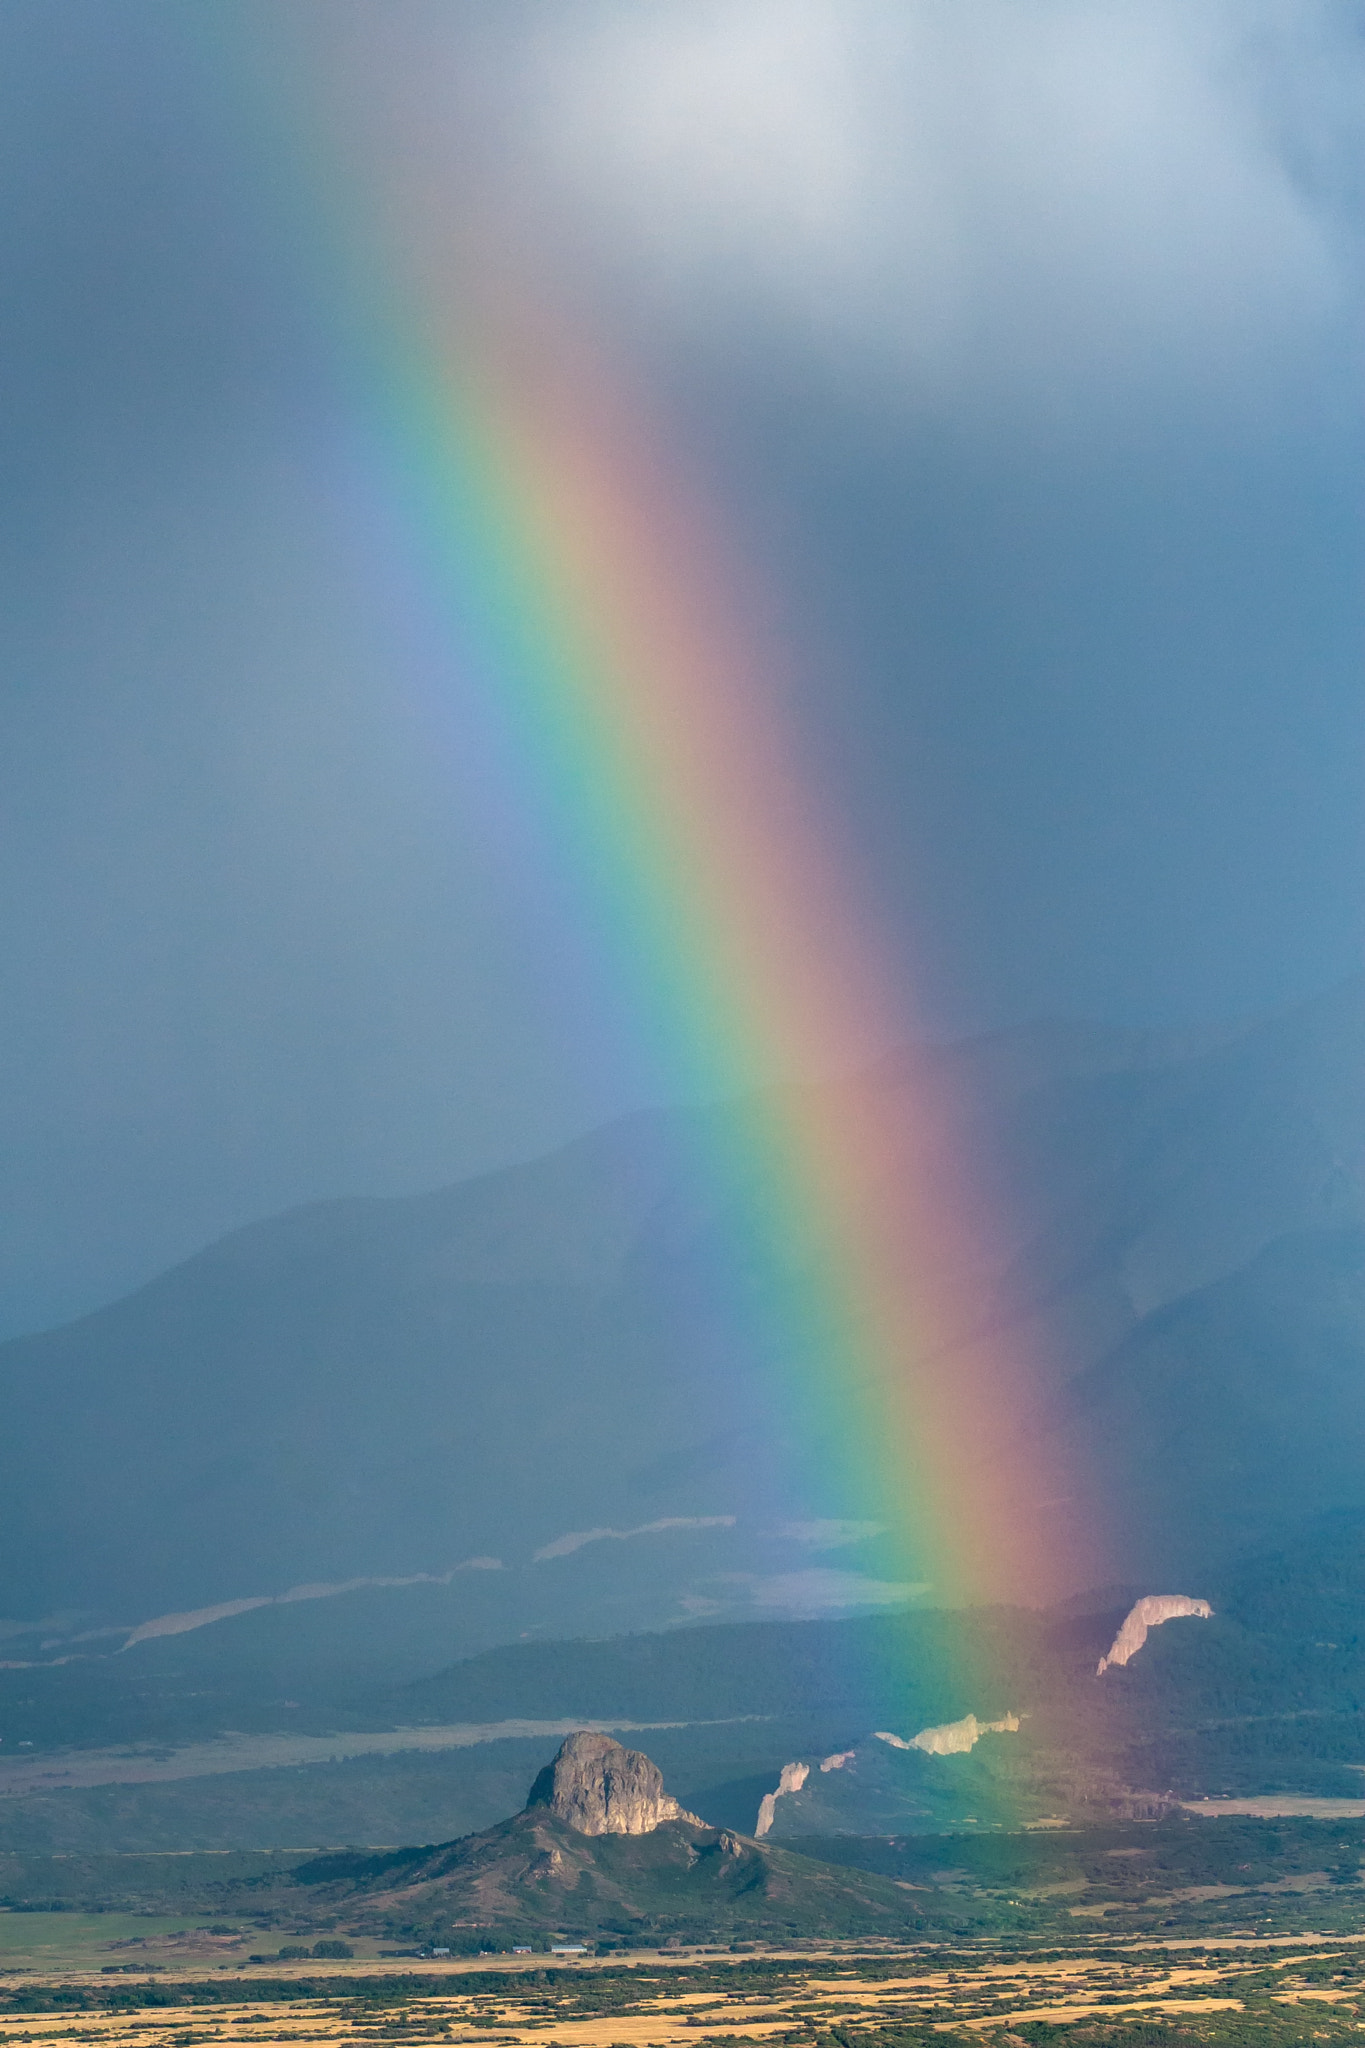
[327,0,1365,1028]
[0,1,1362,1333]
[0,4,656,1333]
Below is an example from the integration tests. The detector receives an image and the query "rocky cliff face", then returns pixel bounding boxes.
[755,1760,810,1837]
[524,1731,700,1836]
[1097,1594,1213,1674]
[875,1712,1021,1757]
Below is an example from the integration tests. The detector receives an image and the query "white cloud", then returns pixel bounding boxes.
[123,1596,273,1648]
[678,1592,727,1617]
[534,1,1360,404]
[726,1568,929,1613]
[533,1516,736,1563]
[352,0,1362,418]
[120,1559,505,1649]
[274,1559,503,1603]
[0,1613,90,1641]
[778,1519,886,1549]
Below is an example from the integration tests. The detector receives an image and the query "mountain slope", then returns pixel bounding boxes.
[1054,1228,1365,1577]
[6,981,1365,1636]
[7,1527,1365,1852]
[297,1806,935,1942]
[293,1733,935,1942]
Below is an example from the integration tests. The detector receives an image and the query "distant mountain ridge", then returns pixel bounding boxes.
[6,1520,1365,1851]
[5,978,1365,1638]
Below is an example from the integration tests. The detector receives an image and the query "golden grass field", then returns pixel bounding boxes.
[4,1925,1365,2046]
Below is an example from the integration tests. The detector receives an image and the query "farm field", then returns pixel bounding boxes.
[6,1938,1365,2046]
[0,1916,209,1974]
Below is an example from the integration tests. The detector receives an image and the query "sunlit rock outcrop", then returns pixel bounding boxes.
[875,1712,1021,1756]
[755,1760,810,1836]
[524,1731,700,1835]
[755,1714,1022,1835]
[1097,1594,1213,1674]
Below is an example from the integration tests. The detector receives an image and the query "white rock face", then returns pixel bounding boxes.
[1097,1594,1213,1674]
[755,1759,809,1837]
[524,1731,700,1835]
[875,1712,1021,1757]
[753,1712,1023,1835]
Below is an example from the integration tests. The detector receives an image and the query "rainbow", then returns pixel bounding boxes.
[215,26,1082,1630]
[374,305,1080,1617]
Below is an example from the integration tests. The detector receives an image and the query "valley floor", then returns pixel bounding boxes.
[6,1937,1365,2046]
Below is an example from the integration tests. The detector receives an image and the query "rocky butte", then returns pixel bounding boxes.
[524,1731,702,1836]
[287,1730,930,1943]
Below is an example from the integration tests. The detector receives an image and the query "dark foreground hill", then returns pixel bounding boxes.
[298,1808,927,1945]
[5,979,1365,1647]
[291,1733,931,1945]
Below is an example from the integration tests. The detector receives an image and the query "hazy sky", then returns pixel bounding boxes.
[1,0,1362,1335]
